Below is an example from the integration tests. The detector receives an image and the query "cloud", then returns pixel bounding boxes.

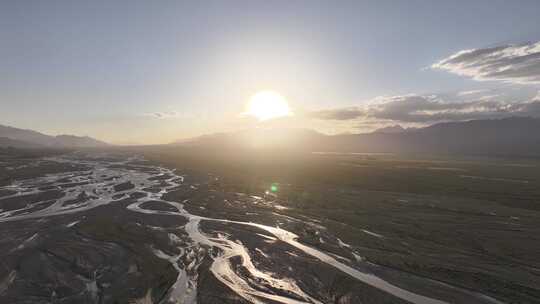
[432,41,540,84]
[457,89,488,96]
[519,100,540,116]
[308,107,365,120]
[144,111,182,119]
[368,95,520,122]
[535,90,540,101]
[309,94,540,126]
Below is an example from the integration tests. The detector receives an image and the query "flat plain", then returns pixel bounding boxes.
[1,147,539,303]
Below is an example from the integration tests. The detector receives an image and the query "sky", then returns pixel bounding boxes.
[1,0,540,144]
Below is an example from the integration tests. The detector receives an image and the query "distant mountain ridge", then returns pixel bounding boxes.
[176,117,540,157]
[0,124,109,148]
[54,134,108,147]
[0,137,43,149]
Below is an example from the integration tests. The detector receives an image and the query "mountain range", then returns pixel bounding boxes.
[177,117,540,157]
[0,124,108,148]
[3,117,540,157]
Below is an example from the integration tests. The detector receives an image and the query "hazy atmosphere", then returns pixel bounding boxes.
[2,2,540,304]
[2,1,540,144]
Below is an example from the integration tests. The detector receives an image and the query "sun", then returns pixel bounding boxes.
[246,91,292,121]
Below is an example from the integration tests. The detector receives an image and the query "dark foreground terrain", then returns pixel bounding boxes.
[1,147,539,303]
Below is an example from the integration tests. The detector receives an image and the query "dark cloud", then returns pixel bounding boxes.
[308,107,364,120]
[309,93,540,125]
[519,100,540,116]
[432,41,540,84]
[368,95,518,123]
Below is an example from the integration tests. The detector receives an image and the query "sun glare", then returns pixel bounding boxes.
[246,91,291,121]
